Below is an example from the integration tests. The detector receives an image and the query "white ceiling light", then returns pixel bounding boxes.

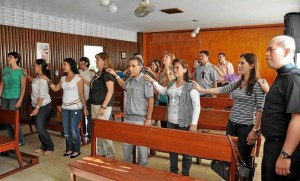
[194,25,200,34]
[99,0,110,7]
[191,32,196,37]
[191,25,200,37]
[108,2,117,13]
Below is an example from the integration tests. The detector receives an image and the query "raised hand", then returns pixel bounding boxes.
[106,68,117,77]
[192,80,202,92]
[144,74,155,83]
[22,69,28,76]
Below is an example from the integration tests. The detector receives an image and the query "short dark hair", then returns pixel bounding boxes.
[200,50,209,57]
[79,57,90,68]
[63,58,80,74]
[8,51,21,65]
[129,57,143,67]
[218,53,225,57]
[132,52,142,57]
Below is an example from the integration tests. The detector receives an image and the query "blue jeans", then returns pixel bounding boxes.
[62,108,82,153]
[33,103,54,151]
[1,98,24,144]
[167,121,192,176]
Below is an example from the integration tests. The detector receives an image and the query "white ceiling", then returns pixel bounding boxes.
[0,0,299,32]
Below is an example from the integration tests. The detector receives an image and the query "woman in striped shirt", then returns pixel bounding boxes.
[193,53,265,175]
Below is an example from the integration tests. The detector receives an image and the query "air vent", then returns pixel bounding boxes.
[160,8,183,14]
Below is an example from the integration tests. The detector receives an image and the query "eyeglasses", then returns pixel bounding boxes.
[202,72,205,79]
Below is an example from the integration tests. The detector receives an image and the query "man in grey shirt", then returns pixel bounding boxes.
[194,50,218,97]
[106,57,154,166]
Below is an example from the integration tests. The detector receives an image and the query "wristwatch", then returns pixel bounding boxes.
[252,128,261,134]
[280,150,292,159]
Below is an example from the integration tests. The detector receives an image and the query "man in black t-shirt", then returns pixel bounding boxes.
[261,35,300,181]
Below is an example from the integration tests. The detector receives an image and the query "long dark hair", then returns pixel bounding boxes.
[237,53,260,96]
[151,59,161,73]
[35,59,50,79]
[172,58,191,81]
[63,58,80,74]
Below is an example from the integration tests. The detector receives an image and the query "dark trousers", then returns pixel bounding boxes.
[226,121,254,175]
[167,122,192,176]
[1,98,24,144]
[33,103,54,151]
[158,101,167,128]
[262,140,300,181]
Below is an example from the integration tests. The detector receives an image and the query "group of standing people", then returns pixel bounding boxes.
[0,35,299,180]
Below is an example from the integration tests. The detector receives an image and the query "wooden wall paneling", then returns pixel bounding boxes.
[144,25,284,85]
[171,32,201,69]
[0,25,137,119]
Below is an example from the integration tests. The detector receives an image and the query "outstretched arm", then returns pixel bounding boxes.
[192,80,220,95]
[106,68,124,88]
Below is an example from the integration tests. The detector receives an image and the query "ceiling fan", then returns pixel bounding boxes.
[134,0,156,18]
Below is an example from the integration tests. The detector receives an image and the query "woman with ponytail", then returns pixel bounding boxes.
[24,59,54,156]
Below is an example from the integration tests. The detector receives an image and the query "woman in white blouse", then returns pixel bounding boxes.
[144,58,200,176]
[24,59,53,156]
[44,58,88,158]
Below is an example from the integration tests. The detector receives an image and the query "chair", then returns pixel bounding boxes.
[0,109,23,168]
[111,92,124,122]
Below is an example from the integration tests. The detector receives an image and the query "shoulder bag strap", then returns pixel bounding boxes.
[228,135,246,166]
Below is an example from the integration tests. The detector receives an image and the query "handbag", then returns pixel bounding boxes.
[211,135,250,181]
[211,160,230,180]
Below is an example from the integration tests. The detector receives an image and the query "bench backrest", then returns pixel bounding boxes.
[152,105,166,121]
[92,119,236,161]
[152,106,230,131]
[197,109,230,130]
[0,109,19,141]
[113,92,124,111]
[91,119,237,180]
[200,97,233,110]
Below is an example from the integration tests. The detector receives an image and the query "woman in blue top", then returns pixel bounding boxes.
[0,51,26,146]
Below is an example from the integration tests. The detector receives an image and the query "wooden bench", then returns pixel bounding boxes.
[69,119,238,181]
[0,109,23,168]
[201,97,261,157]
[151,105,258,179]
[111,91,124,122]
[200,97,233,110]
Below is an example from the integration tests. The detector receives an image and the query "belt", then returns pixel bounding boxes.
[265,136,286,142]
[230,121,253,127]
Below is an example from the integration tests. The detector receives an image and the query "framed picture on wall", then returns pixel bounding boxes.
[37,42,50,63]
[121,51,126,59]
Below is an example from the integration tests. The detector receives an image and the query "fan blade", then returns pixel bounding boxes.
[145,4,156,13]
[134,7,146,17]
